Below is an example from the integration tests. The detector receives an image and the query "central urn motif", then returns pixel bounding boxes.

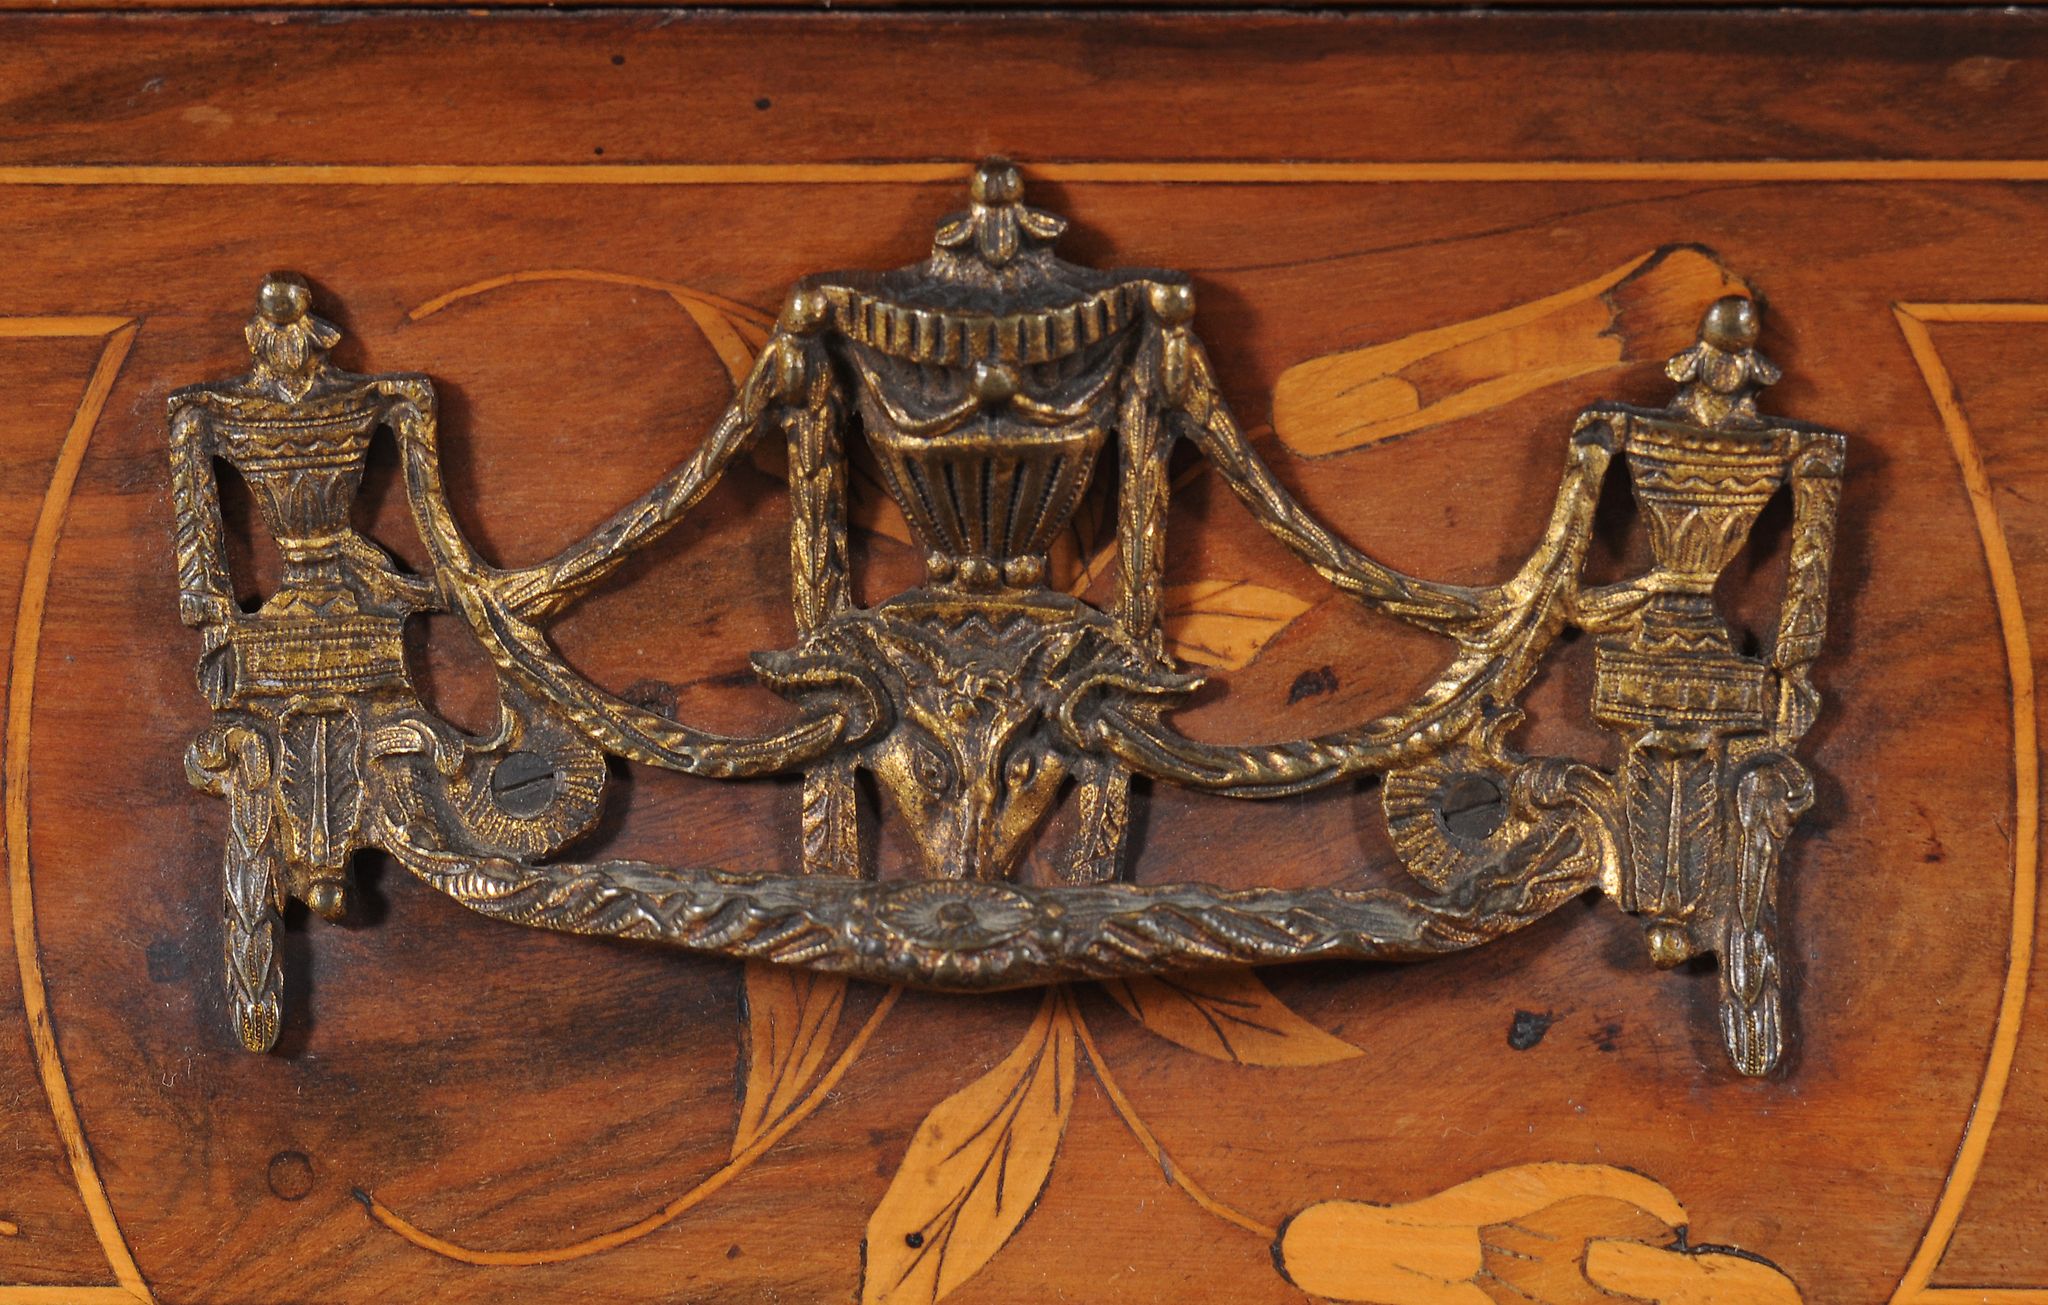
[761,161,1201,879]
[814,160,1159,590]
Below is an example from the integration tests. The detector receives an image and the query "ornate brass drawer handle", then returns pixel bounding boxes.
[167,160,1845,1076]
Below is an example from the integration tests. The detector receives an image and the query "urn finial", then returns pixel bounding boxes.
[1664,294,1783,429]
[932,157,1068,267]
[245,271,343,403]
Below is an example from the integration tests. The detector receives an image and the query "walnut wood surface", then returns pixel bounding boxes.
[0,11,2043,1305]
[0,0,2016,10]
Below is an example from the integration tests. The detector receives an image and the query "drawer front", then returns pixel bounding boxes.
[0,12,2041,1304]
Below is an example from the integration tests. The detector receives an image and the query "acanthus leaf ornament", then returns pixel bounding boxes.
[167,161,1845,1075]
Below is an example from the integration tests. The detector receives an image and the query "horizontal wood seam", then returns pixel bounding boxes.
[13,160,2048,185]
[1,3,2042,14]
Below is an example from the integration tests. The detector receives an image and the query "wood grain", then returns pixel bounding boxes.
[0,11,2042,1304]
[0,13,2042,169]
[0,0,2016,10]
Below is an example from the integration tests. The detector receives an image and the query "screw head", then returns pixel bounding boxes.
[490,750,560,819]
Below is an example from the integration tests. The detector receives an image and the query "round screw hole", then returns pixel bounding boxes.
[267,1150,315,1202]
[490,751,559,818]
[1437,773,1507,842]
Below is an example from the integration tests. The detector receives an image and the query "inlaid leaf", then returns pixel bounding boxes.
[1103,970,1362,1066]
[1273,246,1748,457]
[733,963,848,1159]
[663,285,928,548]
[1480,1195,1677,1305]
[408,267,777,377]
[403,269,924,547]
[1274,1163,1756,1305]
[862,990,1077,1305]
[1586,1240,1803,1305]
[667,290,773,385]
[1161,579,1312,670]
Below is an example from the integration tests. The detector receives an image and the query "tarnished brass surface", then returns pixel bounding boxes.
[168,161,1845,1075]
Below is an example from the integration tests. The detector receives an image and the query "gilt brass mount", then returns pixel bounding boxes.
[168,161,1844,1075]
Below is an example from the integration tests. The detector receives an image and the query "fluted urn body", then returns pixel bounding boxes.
[808,162,1178,595]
